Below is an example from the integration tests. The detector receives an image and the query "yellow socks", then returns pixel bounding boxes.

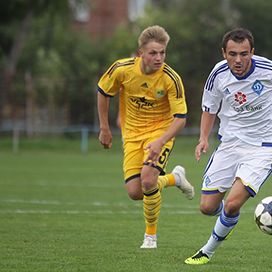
[142,174,176,235]
[157,173,176,191]
[143,186,161,235]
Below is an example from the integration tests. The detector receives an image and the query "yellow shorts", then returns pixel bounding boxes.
[123,136,174,183]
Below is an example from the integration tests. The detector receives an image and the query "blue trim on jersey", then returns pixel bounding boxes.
[254,58,272,70]
[253,57,272,64]
[173,113,187,118]
[262,142,272,147]
[255,64,272,71]
[97,86,113,97]
[205,58,272,91]
[205,63,229,91]
[232,59,255,80]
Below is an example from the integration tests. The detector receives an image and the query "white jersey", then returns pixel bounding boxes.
[202,55,272,146]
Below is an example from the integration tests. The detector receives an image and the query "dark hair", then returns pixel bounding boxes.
[222,28,254,52]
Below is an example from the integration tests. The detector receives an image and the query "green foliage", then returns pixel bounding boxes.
[17,11,102,123]
[2,0,272,127]
[231,0,272,57]
[0,0,68,55]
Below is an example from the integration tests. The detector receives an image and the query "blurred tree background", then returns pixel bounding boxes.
[0,0,272,136]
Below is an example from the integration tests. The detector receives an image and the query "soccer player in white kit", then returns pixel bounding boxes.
[185,28,272,265]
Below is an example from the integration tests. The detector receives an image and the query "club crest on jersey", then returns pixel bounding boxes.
[204,175,211,186]
[234,91,247,105]
[155,89,165,98]
[252,80,264,95]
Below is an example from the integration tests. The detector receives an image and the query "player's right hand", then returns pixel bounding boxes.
[195,140,209,161]
[98,129,112,149]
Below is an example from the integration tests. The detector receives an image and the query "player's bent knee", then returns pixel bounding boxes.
[200,203,217,216]
[127,190,143,200]
[224,201,240,215]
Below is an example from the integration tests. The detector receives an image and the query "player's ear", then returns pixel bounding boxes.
[138,47,143,56]
[221,48,227,59]
[251,47,255,55]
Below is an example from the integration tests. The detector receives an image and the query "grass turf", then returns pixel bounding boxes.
[0,135,271,272]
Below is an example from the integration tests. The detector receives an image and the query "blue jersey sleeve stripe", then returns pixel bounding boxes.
[255,64,272,71]
[204,63,228,89]
[254,60,272,66]
[205,64,229,91]
[253,58,272,65]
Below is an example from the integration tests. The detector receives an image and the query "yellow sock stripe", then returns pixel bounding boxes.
[143,188,161,227]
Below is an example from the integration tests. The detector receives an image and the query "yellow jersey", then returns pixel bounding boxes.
[98,57,187,140]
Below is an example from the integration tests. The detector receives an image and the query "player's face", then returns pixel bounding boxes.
[222,39,254,77]
[139,41,166,74]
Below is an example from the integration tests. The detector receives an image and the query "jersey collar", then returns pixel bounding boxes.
[231,58,255,80]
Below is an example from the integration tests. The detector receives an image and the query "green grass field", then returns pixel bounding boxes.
[0,136,272,272]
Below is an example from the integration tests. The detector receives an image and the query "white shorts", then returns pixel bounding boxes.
[202,138,272,197]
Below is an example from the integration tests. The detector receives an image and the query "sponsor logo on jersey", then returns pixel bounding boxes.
[233,90,264,112]
[252,80,264,95]
[234,91,247,105]
[130,96,155,109]
[233,104,263,113]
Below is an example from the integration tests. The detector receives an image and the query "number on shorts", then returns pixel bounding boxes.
[158,147,170,164]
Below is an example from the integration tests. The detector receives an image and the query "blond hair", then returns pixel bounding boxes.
[138,25,170,49]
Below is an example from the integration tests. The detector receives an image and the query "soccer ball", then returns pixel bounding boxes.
[254,196,272,235]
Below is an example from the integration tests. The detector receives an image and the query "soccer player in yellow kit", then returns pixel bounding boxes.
[97,25,194,248]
